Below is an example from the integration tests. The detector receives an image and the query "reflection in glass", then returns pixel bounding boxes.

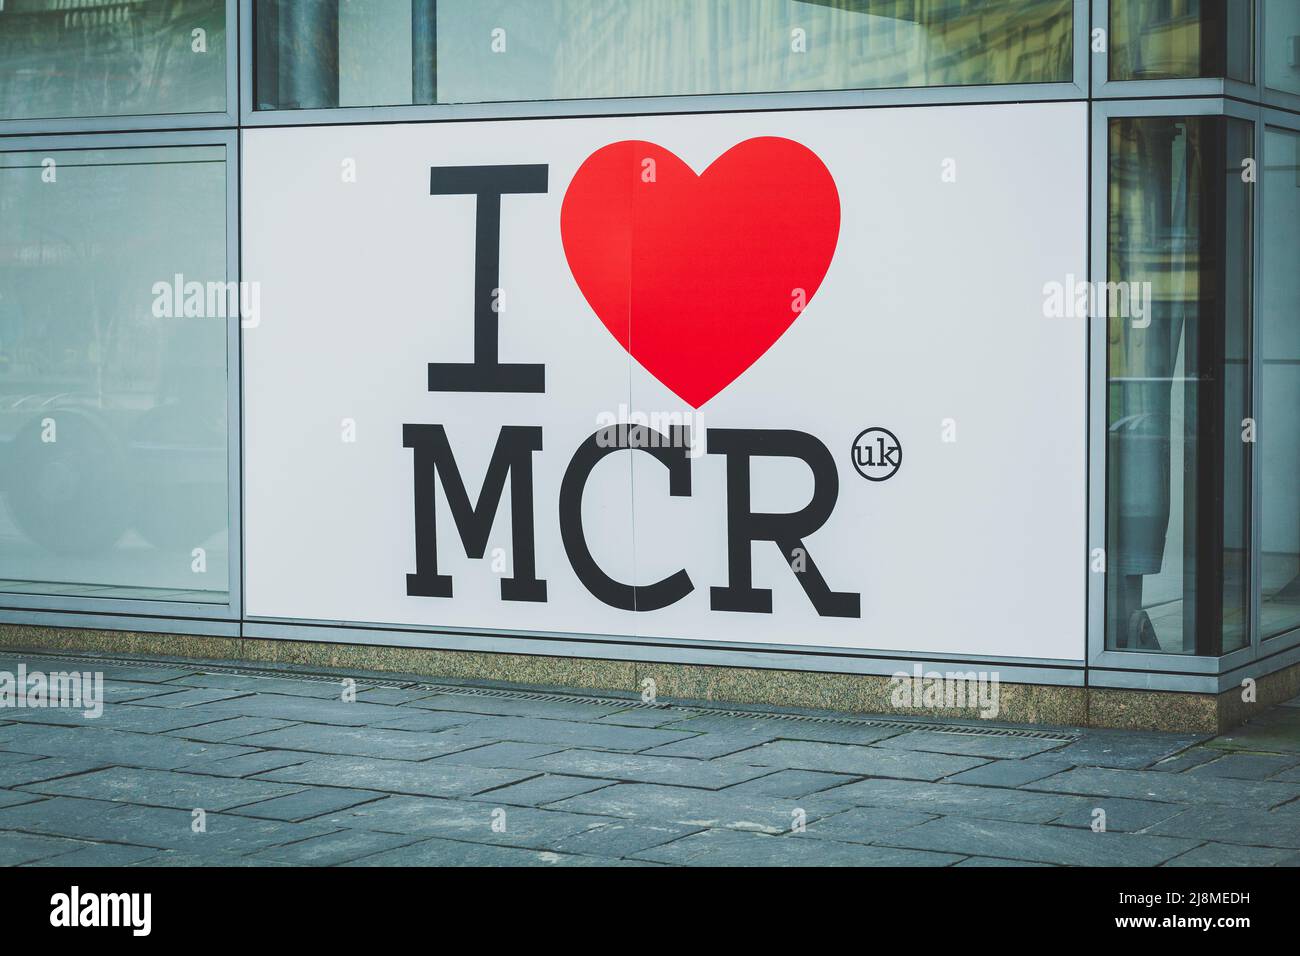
[1261,127,1300,639]
[1110,0,1252,82]
[1264,0,1300,95]
[1106,116,1253,655]
[0,0,226,121]
[0,147,229,602]
[255,0,1074,110]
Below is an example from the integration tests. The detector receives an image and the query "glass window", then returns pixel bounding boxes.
[0,145,230,603]
[1110,0,1253,83]
[1105,115,1253,655]
[1260,126,1300,639]
[1263,0,1300,96]
[0,0,227,122]
[254,0,1074,111]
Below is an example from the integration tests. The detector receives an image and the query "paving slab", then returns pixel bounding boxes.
[245,828,422,865]
[0,703,224,734]
[659,714,822,737]
[366,710,490,733]
[0,723,253,770]
[550,782,851,834]
[355,688,444,706]
[516,749,774,790]
[877,816,1198,866]
[344,838,611,866]
[125,687,253,708]
[0,789,42,809]
[953,857,1054,866]
[310,794,610,849]
[23,841,161,867]
[1044,796,1187,832]
[129,850,299,867]
[164,716,302,743]
[19,766,305,811]
[594,708,687,728]
[98,681,194,705]
[1023,767,1300,808]
[230,723,491,761]
[0,758,107,788]
[721,768,858,799]
[433,741,567,768]
[771,723,911,746]
[476,774,615,807]
[0,831,101,866]
[196,694,406,727]
[254,754,533,799]
[639,733,778,759]
[1186,753,1300,781]
[795,806,937,844]
[1163,842,1300,866]
[874,730,1067,759]
[631,827,963,866]
[226,786,387,822]
[547,820,701,859]
[1144,805,1300,848]
[1206,709,1300,754]
[450,715,694,753]
[947,756,1074,788]
[1045,733,1206,769]
[0,796,334,853]
[174,750,313,778]
[1148,748,1222,773]
[719,739,986,780]
[818,778,1096,824]
[0,752,43,768]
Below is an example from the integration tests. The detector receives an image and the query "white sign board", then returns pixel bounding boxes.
[242,103,1087,662]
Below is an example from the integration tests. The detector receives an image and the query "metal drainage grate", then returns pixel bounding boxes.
[10,649,1079,742]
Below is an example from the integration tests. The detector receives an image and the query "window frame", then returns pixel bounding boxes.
[1092,0,1263,100]
[238,0,1089,127]
[0,128,243,634]
[1087,96,1300,681]
[0,0,239,136]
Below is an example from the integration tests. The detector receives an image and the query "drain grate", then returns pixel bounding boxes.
[8,649,1079,742]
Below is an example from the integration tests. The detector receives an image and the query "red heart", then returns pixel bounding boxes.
[561,137,840,408]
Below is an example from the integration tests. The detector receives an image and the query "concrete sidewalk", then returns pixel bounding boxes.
[0,649,1297,867]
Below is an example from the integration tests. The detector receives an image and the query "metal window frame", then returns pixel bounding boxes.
[0,0,240,136]
[1256,104,1300,649]
[0,128,243,635]
[1092,0,1263,101]
[1088,96,1300,677]
[237,0,1089,127]
[1261,0,1300,115]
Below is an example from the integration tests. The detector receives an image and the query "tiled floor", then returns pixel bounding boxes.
[0,650,1297,867]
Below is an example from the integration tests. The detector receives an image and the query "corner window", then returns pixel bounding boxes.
[1260,126,1300,640]
[1105,115,1254,654]
[1109,0,1253,83]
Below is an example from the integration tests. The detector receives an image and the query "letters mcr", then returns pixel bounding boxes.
[405,164,860,619]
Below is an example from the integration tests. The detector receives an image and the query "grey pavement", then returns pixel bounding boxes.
[0,650,1297,867]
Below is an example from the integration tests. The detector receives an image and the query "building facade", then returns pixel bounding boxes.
[0,0,1297,731]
